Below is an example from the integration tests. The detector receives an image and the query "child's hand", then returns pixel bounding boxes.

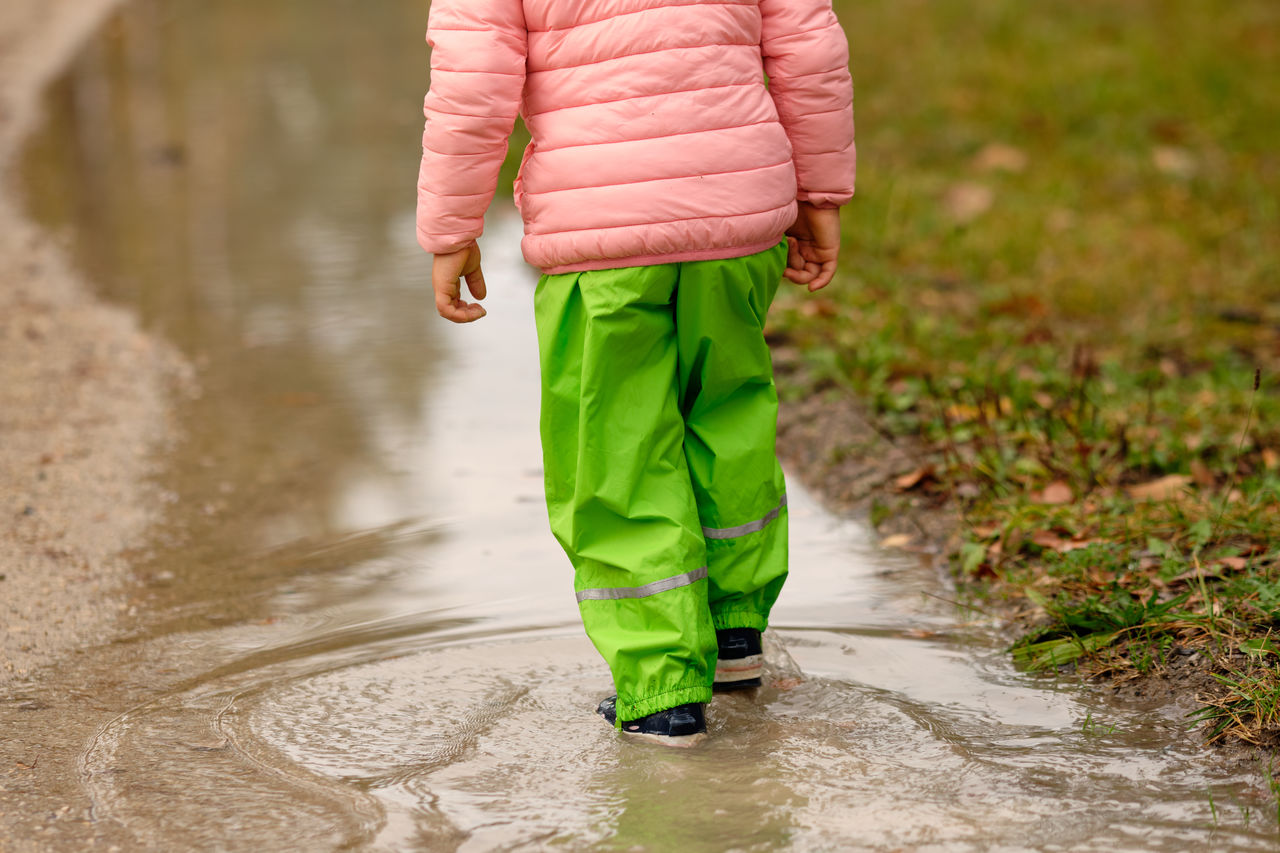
[784,202,841,292]
[432,242,488,323]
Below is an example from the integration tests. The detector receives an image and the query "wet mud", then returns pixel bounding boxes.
[5,0,1280,849]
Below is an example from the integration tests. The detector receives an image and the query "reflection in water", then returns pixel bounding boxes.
[18,0,1280,849]
[22,0,454,630]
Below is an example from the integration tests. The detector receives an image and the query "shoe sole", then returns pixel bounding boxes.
[714,653,763,687]
[621,730,708,748]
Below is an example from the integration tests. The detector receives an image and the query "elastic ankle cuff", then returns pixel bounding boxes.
[616,683,711,726]
[711,611,767,632]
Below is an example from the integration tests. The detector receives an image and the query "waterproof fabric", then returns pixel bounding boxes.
[417,0,856,273]
[535,242,790,722]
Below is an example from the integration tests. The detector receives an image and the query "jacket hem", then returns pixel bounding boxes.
[537,238,784,275]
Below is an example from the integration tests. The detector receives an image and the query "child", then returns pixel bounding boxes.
[418,0,855,745]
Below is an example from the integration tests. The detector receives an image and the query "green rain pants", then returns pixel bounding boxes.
[535,241,790,723]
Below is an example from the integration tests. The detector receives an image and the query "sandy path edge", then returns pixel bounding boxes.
[0,0,190,687]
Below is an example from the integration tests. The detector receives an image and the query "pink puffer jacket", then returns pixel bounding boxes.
[417,0,856,274]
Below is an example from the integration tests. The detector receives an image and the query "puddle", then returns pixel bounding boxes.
[14,0,1280,849]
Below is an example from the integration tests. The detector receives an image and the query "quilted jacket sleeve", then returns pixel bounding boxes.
[759,0,856,208]
[416,0,527,255]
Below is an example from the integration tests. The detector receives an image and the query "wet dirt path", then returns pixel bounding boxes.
[5,0,1279,849]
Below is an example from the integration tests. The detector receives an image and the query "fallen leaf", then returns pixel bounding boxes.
[1263,448,1278,470]
[1036,480,1074,505]
[945,403,980,422]
[1027,531,1101,553]
[1167,566,1218,585]
[799,298,838,318]
[894,465,936,491]
[973,142,1028,173]
[879,534,913,549]
[1214,556,1248,572]
[943,181,994,224]
[1152,145,1196,178]
[1127,474,1192,501]
[1045,536,1102,553]
[1189,459,1216,488]
[1029,530,1064,549]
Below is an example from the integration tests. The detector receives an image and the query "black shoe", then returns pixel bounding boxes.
[714,628,763,691]
[596,696,707,747]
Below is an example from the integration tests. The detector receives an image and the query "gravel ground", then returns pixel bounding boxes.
[0,0,187,689]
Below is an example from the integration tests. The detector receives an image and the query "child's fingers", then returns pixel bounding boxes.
[784,265,816,285]
[432,245,487,323]
[433,282,461,321]
[433,274,486,323]
[436,291,487,322]
[453,300,487,321]
[785,238,820,284]
[806,260,838,292]
[464,265,487,301]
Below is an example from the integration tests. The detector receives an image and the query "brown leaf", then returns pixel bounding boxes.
[1189,459,1216,488]
[1026,531,1099,554]
[879,534,913,549]
[1214,556,1248,572]
[1127,474,1192,501]
[945,403,980,422]
[799,298,838,318]
[973,142,1028,173]
[989,293,1048,318]
[894,466,936,491]
[969,563,998,580]
[1029,530,1068,550]
[943,181,994,224]
[1036,480,1075,505]
[1152,146,1196,178]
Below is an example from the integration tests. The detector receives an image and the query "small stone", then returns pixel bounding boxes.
[22,505,35,516]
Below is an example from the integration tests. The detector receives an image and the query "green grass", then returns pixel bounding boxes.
[774,0,1280,745]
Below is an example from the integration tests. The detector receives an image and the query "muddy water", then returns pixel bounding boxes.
[12,0,1280,849]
